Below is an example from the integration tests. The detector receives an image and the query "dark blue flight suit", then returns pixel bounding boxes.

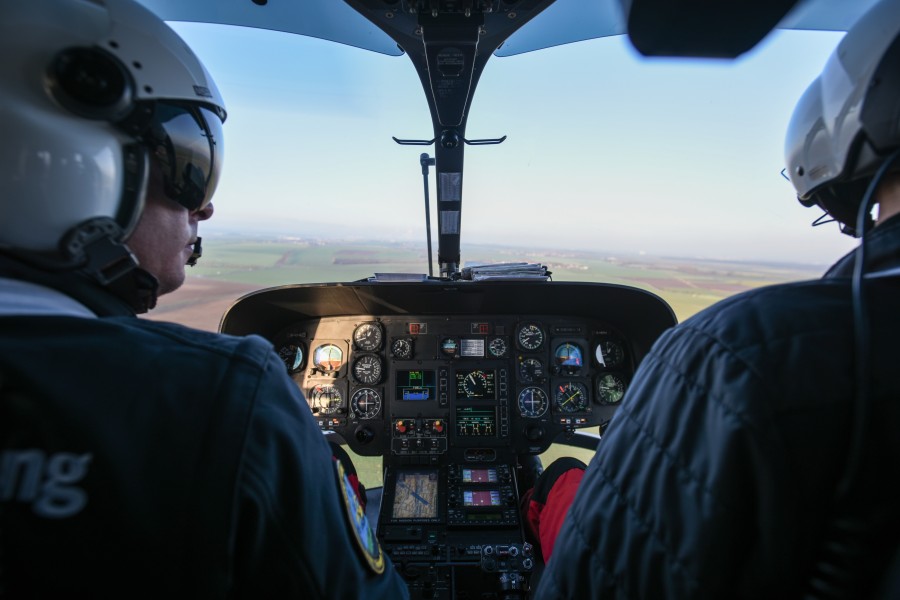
[0,277,408,598]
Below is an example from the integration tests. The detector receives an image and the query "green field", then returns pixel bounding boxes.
[188,235,822,321]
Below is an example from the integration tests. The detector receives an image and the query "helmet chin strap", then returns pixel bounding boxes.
[50,216,161,314]
[61,217,138,285]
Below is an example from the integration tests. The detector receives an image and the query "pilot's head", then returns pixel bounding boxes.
[785,0,900,237]
[0,0,226,305]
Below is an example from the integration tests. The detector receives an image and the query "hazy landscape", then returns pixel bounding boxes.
[144,233,827,332]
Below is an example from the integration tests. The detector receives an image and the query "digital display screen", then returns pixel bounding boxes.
[392,469,439,519]
[455,369,496,399]
[462,468,498,483]
[455,406,496,436]
[396,370,436,401]
[463,489,502,507]
[460,338,485,357]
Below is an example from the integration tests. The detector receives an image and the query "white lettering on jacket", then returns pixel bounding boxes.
[0,449,92,518]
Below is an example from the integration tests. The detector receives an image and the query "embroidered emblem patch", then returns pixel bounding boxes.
[335,459,386,575]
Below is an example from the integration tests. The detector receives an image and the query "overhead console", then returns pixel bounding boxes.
[220,280,675,598]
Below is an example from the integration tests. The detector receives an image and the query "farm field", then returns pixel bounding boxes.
[145,234,825,331]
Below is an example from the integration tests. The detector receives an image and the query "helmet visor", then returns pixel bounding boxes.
[145,103,223,211]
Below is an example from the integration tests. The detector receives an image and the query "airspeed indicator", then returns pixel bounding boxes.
[517,323,544,351]
[353,322,384,352]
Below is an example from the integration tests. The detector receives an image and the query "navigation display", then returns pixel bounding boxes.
[462,468,498,483]
[455,406,496,436]
[463,490,502,507]
[396,370,436,401]
[392,469,439,519]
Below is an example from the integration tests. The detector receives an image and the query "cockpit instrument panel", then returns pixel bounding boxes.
[268,313,639,455]
[222,281,676,457]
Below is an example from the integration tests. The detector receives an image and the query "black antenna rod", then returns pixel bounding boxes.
[420,153,436,277]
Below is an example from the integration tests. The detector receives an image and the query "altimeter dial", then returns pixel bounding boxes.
[352,354,383,385]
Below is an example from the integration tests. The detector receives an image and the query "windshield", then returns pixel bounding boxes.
[150,22,853,330]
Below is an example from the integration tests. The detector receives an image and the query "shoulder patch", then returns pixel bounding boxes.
[334,459,386,575]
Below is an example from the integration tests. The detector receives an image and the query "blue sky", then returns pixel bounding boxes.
[170,21,857,266]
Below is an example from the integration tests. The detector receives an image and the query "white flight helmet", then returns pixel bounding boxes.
[785,0,900,236]
[0,0,226,262]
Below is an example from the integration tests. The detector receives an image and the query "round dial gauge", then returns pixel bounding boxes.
[517,323,544,351]
[461,370,489,397]
[595,339,625,369]
[554,342,584,374]
[596,373,627,405]
[350,388,382,419]
[518,387,549,418]
[313,344,343,372]
[518,357,545,383]
[352,354,383,385]
[441,338,459,356]
[488,337,508,358]
[277,343,305,373]
[391,338,413,360]
[353,322,384,352]
[309,384,343,414]
[554,381,589,413]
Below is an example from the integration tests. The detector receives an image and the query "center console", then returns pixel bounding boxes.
[219,280,677,598]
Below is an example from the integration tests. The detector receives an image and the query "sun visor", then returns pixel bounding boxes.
[623,0,800,58]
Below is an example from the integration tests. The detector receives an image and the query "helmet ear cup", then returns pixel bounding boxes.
[47,47,134,122]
